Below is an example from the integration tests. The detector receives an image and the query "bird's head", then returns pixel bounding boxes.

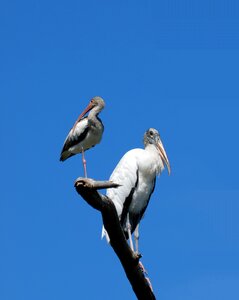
[90,96,105,110]
[72,96,105,131]
[144,128,171,175]
[80,96,105,116]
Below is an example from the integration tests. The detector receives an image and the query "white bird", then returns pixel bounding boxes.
[60,96,105,177]
[102,128,170,254]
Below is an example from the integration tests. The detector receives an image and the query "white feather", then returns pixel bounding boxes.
[102,146,164,241]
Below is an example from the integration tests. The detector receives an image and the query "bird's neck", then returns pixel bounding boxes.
[88,107,100,119]
[145,144,165,174]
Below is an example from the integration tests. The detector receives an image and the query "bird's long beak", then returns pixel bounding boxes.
[156,140,171,175]
[72,101,94,132]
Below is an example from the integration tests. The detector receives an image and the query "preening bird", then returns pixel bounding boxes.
[102,128,170,254]
[60,96,105,177]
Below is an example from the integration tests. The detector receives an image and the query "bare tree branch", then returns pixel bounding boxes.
[74,177,156,300]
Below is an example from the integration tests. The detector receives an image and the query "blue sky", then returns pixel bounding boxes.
[1,0,239,299]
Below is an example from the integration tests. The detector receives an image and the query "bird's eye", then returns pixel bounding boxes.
[149,131,153,136]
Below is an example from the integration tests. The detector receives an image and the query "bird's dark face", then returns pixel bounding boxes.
[145,128,160,145]
[144,128,171,175]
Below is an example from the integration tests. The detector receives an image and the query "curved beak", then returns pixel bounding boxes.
[156,140,171,175]
[72,101,94,132]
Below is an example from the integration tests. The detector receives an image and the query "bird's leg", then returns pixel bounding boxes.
[134,224,149,275]
[81,147,87,178]
[126,213,134,252]
[134,224,140,255]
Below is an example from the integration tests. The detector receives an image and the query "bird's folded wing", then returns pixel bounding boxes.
[61,117,89,152]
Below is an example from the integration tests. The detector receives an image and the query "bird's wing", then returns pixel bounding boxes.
[102,150,140,241]
[106,150,141,218]
[61,117,89,153]
[137,176,156,221]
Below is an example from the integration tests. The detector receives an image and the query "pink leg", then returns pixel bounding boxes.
[81,147,87,178]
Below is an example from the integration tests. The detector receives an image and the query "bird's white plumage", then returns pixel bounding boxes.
[102,146,164,241]
[107,147,163,218]
[71,118,88,138]
[102,128,170,251]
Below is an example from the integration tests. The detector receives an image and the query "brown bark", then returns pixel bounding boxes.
[74,177,156,300]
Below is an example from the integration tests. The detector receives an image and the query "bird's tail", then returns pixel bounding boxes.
[101,225,110,243]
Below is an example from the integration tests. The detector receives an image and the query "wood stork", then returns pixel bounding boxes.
[102,128,170,254]
[60,96,105,177]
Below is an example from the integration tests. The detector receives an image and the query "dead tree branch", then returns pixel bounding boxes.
[74,177,156,300]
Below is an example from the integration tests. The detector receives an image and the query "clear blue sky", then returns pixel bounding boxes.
[1,0,239,299]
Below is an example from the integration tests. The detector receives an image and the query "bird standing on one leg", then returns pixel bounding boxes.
[60,96,105,177]
[102,128,170,254]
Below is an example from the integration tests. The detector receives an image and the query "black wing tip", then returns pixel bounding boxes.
[59,152,68,162]
[60,151,75,162]
[59,156,65,162]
